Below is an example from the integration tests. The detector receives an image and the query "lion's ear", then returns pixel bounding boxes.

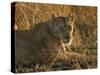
[48,13,56,26]
[51,12,57,20]
[48,13,58,37]
[52,13,56,18]
[68,13,75,23]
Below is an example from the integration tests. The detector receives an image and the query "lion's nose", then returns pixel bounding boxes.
[65,35,70,40]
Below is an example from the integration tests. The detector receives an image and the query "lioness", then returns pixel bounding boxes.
[15,14,74,67]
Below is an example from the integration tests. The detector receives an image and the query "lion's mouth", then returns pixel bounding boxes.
[63,39,70,43]
[63,38,73,46]
[61,37,73,47]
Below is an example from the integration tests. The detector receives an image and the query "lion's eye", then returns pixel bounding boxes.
[60,26,64,31]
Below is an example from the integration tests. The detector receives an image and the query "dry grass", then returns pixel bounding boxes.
[15,50,97,73]
[13,2,97,73]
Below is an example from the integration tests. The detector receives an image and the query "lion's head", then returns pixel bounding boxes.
[49,14,74,46]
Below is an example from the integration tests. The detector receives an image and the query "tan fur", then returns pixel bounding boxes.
[15,14,74,66]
